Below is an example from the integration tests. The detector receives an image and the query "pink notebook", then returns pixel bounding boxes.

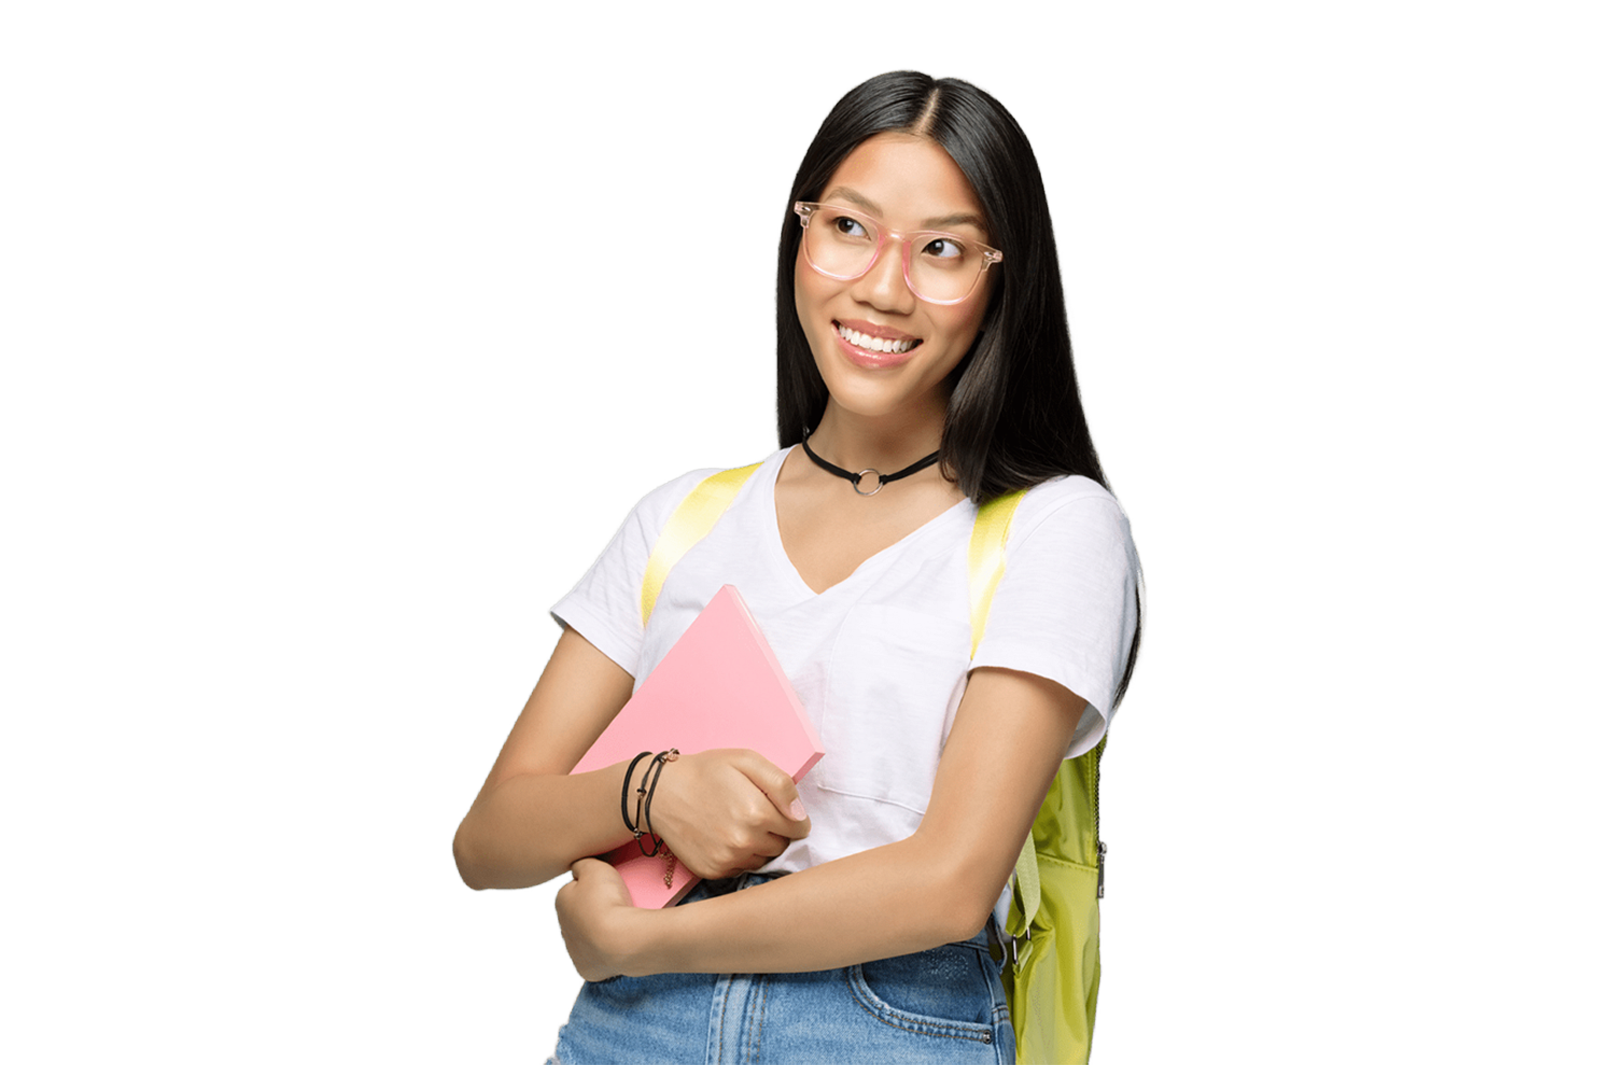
[571,585,824,907]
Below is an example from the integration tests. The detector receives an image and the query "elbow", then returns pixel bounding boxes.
[915,852,1001,944]
[934,882,992,940]
[454,815,558,891]
[941,888,998,944]
[454,818,483,889]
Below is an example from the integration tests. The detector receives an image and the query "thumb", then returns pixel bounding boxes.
[735,750,807,822]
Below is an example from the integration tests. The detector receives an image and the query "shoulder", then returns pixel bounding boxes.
[620,467,727,543]
[973,476,1140,749]
[635,466,728,515]
[626,452,781,538]
[1006,476,1133,552]
[550,457,773,665]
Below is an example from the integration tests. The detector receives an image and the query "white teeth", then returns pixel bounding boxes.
[838,324,917,354]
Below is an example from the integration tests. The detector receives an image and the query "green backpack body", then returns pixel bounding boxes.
[645,466,1105,1064]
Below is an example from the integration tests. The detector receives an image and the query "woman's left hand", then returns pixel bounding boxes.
[555,858,643,982]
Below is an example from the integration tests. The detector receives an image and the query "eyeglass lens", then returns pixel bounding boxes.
[803,205,988,304]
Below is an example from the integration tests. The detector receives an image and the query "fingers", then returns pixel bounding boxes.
[758,831,792,861]
[731,751,811,836]
[721,833,790,876]
[640,748,812,880]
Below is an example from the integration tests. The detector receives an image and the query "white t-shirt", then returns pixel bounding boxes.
[551,447,1139,876]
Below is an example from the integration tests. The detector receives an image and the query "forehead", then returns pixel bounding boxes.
[820,132,986,232]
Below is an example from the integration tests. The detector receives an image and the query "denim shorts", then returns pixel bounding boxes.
[548,873,1015,1064]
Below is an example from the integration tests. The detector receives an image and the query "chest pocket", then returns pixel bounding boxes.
[814,604,973,815]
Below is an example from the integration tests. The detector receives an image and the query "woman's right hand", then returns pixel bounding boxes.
[643,748,811,880]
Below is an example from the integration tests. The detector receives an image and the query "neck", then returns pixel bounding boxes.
[806,399,944,474]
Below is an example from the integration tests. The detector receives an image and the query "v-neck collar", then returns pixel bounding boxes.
[761,446,972,600]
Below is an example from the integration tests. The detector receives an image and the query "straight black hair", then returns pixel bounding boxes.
[775,71,1140,705]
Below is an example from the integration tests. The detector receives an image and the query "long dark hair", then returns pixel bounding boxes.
[776,71,1141,704]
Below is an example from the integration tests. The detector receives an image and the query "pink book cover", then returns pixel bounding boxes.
[570,585,824,908]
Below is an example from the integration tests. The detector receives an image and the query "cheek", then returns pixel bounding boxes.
[794,258,832,354]
[933,303,985,354]
[795,250,821,310]
[793,286,815,347]
[793,256,809,318]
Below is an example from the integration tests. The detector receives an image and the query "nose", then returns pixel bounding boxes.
[850,236,917,315]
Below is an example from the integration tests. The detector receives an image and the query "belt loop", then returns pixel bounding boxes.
[985,915,1007,964]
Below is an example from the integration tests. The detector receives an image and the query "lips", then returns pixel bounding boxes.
[832,319,921,369]
[832,319,922,367]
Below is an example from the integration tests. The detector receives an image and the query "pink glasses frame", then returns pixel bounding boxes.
[793,201,1003,306]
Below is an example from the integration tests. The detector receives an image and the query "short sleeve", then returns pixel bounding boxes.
[970,479,1140,759]
[550,469,718,678]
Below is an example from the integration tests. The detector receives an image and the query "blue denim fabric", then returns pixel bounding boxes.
[549,873,1015,1064]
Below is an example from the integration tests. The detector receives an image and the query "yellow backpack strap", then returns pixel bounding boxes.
[639,463,761,626]
[968,489,1044,950]
[968,489,1027,657]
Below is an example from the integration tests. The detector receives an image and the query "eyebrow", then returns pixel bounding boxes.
[824,186,989,236]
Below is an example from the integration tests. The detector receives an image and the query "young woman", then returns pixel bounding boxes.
[455,71,1141,1063]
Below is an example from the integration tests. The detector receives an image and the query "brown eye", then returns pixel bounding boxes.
[921,237,967,263]
[832,215,869,238]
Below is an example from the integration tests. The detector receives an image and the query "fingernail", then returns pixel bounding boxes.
[789,797,807,820]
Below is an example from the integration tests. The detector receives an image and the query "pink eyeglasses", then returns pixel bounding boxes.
[794,201,1003,305]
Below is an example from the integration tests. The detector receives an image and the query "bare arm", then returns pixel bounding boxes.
[556,665,1085,977]
[453,628,639,889]
[454,628,812,890]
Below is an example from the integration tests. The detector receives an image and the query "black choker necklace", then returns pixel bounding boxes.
[801,436,939,497]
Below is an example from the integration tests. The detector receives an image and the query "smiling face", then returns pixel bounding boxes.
[794,132,994,429]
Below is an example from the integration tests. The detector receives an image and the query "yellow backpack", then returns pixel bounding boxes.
[646,467,1105,1065]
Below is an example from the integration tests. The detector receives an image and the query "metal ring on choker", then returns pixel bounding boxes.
[800,435,938,495]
